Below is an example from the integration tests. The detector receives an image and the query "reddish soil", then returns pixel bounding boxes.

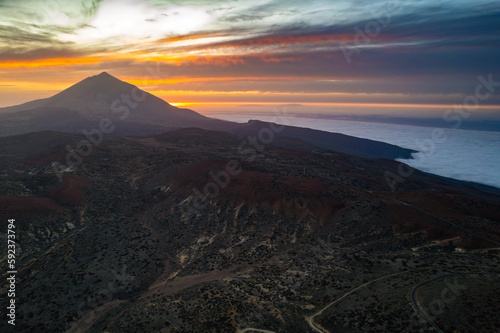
[172,159,344,224]
[389,201,460,241]
[0,196,68,226]
[46,175,90,206]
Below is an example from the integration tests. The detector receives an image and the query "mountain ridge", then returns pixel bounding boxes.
[0,72,416,160]
[0,71,233,136]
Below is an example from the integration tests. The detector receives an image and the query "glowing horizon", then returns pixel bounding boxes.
[1,0,499,117]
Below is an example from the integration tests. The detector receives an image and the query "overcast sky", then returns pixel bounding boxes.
[0,0,499,117]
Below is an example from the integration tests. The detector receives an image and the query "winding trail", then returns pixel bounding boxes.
[236,328,277,333]
[306,269,420,332]
[411,271,500,333]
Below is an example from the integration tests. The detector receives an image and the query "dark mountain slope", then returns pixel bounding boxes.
[232,120,417,159]
[0,72,233,136]
[0,129,499,332]
[0,72,417,160]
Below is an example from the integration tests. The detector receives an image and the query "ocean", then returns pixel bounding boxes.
[207,112,500,189]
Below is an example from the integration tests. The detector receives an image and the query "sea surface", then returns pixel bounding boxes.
[208,113,500,189]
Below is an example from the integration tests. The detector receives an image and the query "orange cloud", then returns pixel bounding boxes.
[138,55,247,66]
[0,80,71,91]
[126,75,327,86]
[0,57,101,68]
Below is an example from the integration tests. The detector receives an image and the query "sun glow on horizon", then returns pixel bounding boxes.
[1,0,499,117]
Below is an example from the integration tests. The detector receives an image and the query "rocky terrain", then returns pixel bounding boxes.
[0,126,499,332]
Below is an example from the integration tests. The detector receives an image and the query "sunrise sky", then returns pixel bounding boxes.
[1,0,499,117]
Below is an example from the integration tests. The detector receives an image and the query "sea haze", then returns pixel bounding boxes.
[208,113,500,189]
